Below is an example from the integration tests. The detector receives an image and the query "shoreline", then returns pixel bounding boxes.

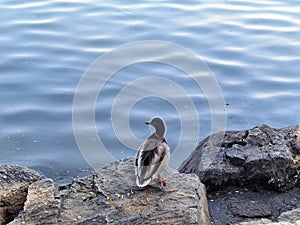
[1,124,300,225]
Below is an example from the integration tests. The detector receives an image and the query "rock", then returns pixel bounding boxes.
[90,158,211,225]
[4,158,212,225]
[179,124,300,225]
[179,124,300,192]
[0,165,41,225]
[9,179,60,225]
[207,187,300,225]
[236,208,300,225]
[64,158,211,225]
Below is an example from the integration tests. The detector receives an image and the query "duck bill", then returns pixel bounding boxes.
[145,121,151,125]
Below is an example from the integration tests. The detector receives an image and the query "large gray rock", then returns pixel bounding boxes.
[6,158,211,225]
[0,165,41,225]
[179,124,300,192]
[179,124,300,225]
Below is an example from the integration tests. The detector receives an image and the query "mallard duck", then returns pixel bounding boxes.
[135,117,170,187]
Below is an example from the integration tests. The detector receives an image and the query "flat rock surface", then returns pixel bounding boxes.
[4,158,211,225]
[179,124,300,225]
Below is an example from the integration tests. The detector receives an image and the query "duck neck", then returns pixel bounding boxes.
[149,124,165,139]
[155,123,165,138]
[156,130,164,138]
[149,133,163,140]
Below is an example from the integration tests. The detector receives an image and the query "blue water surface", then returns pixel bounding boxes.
[0,0,299,181]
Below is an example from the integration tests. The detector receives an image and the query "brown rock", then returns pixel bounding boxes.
[0,165,41,225]
[59,158,211,225]
[5,158,212,225]
[9,179,60,225]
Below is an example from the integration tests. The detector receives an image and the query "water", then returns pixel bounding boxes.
[1,0,299,181]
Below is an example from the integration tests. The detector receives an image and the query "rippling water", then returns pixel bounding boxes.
[1,0,299,180]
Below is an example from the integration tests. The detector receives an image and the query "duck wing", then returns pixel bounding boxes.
[135,138,167,187]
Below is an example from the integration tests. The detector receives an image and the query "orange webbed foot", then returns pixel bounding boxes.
[157,175,167,186]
